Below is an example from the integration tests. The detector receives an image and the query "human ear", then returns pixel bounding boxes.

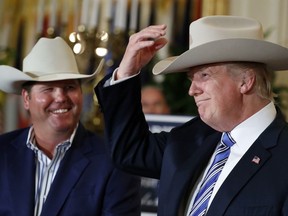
[22,89,30,110]
[239,70,255,94]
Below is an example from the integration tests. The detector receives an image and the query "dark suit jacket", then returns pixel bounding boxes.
[0,123,141,216]
[95,74,288,216]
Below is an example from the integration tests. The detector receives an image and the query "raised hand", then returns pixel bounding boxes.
[116,24,168,80]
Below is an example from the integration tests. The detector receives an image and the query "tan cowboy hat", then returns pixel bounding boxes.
[0,37,104,94]
[153,15,288,75]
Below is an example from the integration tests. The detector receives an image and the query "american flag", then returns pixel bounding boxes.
[252,156,260,164]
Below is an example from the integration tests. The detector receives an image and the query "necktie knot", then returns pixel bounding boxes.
[221,132,235,148]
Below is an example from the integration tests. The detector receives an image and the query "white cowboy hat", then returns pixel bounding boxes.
[0,37,103,94]
[153,15,288,75]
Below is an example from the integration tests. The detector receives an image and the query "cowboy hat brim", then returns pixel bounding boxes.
[0,59,104,95]
[152,38,288,75]
[0,66,34,94]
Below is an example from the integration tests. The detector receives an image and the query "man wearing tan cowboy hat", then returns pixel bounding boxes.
[0,37,141,216]
[95,15,288,216]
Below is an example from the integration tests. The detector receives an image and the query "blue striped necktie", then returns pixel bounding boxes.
[189,132,235,216]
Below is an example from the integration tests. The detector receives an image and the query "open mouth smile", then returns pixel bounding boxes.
[51,109,69,114]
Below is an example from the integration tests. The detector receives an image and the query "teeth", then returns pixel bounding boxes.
[52,109,68,114]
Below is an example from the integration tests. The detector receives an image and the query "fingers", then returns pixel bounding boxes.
[116,24,167,80]
[129,24,167,49]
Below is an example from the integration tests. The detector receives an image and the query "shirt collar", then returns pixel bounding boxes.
[26,124,78,154]
[230,102,276,153]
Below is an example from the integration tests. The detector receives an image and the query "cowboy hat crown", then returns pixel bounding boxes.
[0,37,103,94]
[153,15,288,75]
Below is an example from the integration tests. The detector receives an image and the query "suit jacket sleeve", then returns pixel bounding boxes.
[99,167,141,216]
[95,73,168,179]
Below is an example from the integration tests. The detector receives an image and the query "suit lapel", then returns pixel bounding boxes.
[206,141,271,216]
[206,113,285,216]
[163,133,221,216]
[7,130,35,216]
[40,125,91,216]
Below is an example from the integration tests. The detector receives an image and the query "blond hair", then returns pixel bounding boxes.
[225,62,276,102]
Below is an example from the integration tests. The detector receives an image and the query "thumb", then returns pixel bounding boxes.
[154,37,168,50]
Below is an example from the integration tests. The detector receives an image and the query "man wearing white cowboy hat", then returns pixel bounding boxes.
[95,15,288,216]
[0,37,141,216]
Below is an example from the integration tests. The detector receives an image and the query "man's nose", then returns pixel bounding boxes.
[54,88,68,101]
[188,81,200,97]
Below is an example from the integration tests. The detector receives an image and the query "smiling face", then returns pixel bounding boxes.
[22,79,83,135]
[187,63,245,131]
